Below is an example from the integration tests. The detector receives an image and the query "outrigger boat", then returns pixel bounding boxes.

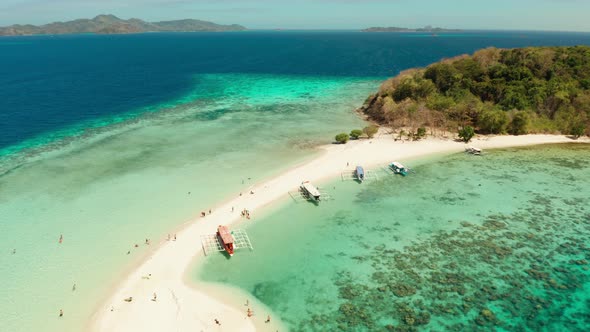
[465,146,482,155]
[217,225,235,256]
[389,162,408,176]
[355,166,365,182]
[300,181,321,201]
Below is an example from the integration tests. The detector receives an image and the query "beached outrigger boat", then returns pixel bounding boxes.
[465,146,482,155]
[300,181,321,201]
[389,162,408,176]
[217,225,235,256]
[355,166,365,182]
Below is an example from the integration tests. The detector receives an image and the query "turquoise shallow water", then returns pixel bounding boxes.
[199,144,590,331]
[5,31,590,332]
[0,74,377,332]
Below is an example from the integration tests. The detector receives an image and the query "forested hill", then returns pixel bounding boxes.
[0,14,246,36]
[360,46,590,137]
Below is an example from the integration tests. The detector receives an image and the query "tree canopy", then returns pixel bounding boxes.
[360,46,590,137]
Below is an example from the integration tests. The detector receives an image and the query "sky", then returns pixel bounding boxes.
[1,0,590,32]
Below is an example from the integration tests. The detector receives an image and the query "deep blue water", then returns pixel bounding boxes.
[2,30,590,150]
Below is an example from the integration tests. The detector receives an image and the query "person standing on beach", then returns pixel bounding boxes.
[266,315,271,323]
[59,309,63,317]
[152,293,157,301]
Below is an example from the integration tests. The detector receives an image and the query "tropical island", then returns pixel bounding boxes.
[0,14,246,36]
[88,46,589,332]
[360,46,590,139]
[362,26,461,32]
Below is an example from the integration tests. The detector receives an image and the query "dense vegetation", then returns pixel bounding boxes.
[360,46,590,137]
[0,14,246,36]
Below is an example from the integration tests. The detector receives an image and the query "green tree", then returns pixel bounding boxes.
[478,109,509,134]
[509,112,530,135]
[501,85,529,110]
[571,123,586,138]
[458,125,475,143]
[555,106,588,137]
[424,63,460,93]
[350,129,363,140]
[392,79,416,102]
[363,125,379,138]
[415,127,427,140]
[426,94,455,112]
[414,78,436,99]
[335,133,349,144]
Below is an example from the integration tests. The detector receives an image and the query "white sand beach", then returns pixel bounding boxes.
[89,133,588,332]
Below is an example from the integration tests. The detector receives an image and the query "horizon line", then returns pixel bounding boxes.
[1,14,590,34]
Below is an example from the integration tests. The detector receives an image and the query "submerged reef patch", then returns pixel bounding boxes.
[294,193,590,331]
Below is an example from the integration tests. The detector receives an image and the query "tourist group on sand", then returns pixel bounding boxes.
[49,177,261,322]
[212,299,271,327]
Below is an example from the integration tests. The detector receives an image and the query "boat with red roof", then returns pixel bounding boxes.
[217,225,235,256]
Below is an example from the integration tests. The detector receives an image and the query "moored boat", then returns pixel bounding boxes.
[300,181,321,201]
[217,225,235,256]
[465,146,482,155]
[355,166,365,182]
[389,162,408,176]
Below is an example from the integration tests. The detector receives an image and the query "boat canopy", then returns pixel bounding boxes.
[217,226,234,244]
[356,166,365,177]
[391,162,405,169]
[301,182,321,198]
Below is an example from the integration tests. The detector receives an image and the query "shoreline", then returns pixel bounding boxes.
[89,133,589,332]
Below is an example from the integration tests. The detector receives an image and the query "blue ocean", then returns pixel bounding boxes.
[1,31,590,332]
[3,31,590,152]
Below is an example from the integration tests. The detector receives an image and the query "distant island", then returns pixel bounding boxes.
[360,46,590,138]
[362,26,462,33]
[0,14,246,36]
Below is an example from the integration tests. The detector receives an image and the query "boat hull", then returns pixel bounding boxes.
[355,166,365,182]
[389,163,408,176]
